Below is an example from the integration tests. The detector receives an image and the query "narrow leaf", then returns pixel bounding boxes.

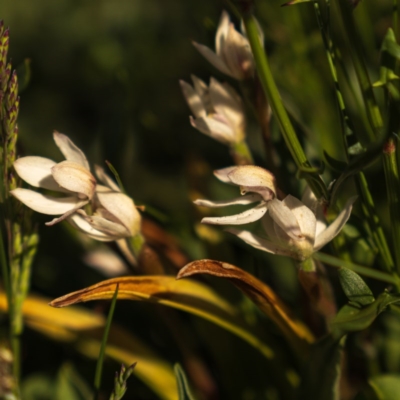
[49,276,274,359]
[177,259,315,355]
[0,294,177,400]
[94,284,119,395]
[174,364,197,400]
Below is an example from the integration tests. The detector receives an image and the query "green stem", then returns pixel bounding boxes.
[0,220,10,310]
[94,284,119,399]
[382,138,400,276]
[230,141,254,165]
[241,12,328,199]
[130,233,145,260]
[313,252,400,286]
[356,173,394,272]
[336,0,383,138]
[300,258,316,272]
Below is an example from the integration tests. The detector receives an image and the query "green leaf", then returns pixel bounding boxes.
[298,335,344,400]
[331,292,400,338]
[374,29,400,88]
[94,284,119,395]
[324,152,348,173]
[174,364,197,400]
[338,268,375,308]
[362,374,400,400]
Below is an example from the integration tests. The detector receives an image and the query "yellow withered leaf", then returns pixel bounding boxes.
[0,293,177,400]
[50,275,274,359]
[177,259,315,355]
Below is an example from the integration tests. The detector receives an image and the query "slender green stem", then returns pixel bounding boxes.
[0,221,10,308]
[130,233,145,260]
[230,141,254,165]
[300,258,316,272]
[241,12,328,199]
[313,252,400,286]
[336,0,383,139]
[356,173,394,272]
[94,284,119,399]
[394,0,399,40]
[383,138,400,276]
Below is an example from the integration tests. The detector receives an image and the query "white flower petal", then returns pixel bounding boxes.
[190,116,235,145]
[96,190,141,236]
[201,203,267,225]
[221,24,253,80]
[209,78,245,141]
[52,161,96,199]
[10,188,81,215]
[226,228,298,258]
[94,165,120,192]
[313,196,357,251]
[268,198,304,240]
[13,156,63,191]
[282,195,316,244]
[194,193,262,207]
[192,41,233,78]
[215,11,230,55]
[215,165,276,200]
[80,213,131,237]
[53,131,90,170]
[213,166,238,182]
[84,247,130,277]
[45,200,89,226]
[301,186,327,235]
[180,80,206,118]
[68,212,116,241]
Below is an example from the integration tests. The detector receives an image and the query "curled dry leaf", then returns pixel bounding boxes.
[177,259,315,355]
[49,276,274,359]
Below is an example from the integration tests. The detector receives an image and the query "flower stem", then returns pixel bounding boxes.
[94,284,119,399]
[230,141,254,165]
[241,11,327,200]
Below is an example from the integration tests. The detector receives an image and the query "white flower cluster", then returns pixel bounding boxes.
[11,132,141,242]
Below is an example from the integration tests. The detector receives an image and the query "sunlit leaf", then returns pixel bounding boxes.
[177,259,315,355]
[0,294,178,400]
[49,275,274,359]
[374,29,400,87]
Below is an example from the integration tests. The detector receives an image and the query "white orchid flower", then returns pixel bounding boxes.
[180,76,246,145]
[68,166,141,242]
[194,165,277,224]
[11,131,96,225]
[195,166,356,261]
[193,11,256,80]
[228,193,356,261]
